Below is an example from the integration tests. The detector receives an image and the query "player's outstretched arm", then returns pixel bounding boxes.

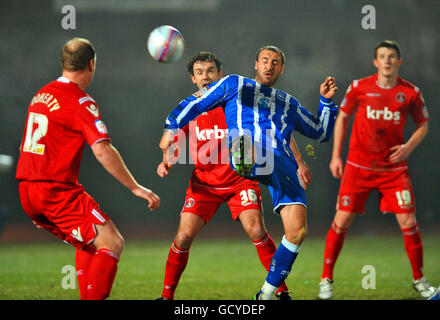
[329,111,350,179]
[389,121,428,164]
[92,140,160,211]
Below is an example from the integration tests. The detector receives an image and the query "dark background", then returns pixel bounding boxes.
[1,0,439,242]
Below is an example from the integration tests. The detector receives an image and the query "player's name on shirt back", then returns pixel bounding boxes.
[30,92,61,112]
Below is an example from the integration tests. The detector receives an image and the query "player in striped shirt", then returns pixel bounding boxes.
[16,38,160,300]
[156,51,299,300]
[160,46,338,300]
[318,40,438,300]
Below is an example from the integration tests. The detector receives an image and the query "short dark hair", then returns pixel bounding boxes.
[374,40,401,59]
[61,38,96,71]
[255,45,286,65]
[187,52,222,75]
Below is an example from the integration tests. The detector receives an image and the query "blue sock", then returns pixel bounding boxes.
[265,236,301,287]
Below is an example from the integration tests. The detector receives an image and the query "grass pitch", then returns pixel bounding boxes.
[0,234,438,300]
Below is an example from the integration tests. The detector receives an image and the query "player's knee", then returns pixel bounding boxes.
[240,211,266,241]
[285,226,308,245]
[246,224,267,241]
[112,234,125,255]
[397,213,417,230]
[174,231,195,250]
[334,211,355,231]
[93,225,124,255]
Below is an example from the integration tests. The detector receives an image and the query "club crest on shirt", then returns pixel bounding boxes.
[395,92,406,103]
[193,86,209,98]
[256,94,272,109]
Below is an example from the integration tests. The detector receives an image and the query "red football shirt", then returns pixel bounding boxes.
[16,77,110,183]
[340,73,429,170]
[175,107,255,188]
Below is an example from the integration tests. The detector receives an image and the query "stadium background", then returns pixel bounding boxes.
[0,0,439,244]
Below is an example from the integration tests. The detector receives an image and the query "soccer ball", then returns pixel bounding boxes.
[0,154,14,173]
[147,25,185,63]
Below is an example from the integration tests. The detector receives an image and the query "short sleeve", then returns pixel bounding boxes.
[76,96,111,146]
[339,81,359,116]
[409,88,429,125]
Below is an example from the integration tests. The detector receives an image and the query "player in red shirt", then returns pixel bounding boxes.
[16,38,160,300]
[318,40,438,300]
[156,52,312,300]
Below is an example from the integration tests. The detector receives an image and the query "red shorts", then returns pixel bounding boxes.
[336,163,415,214]
[180,179,263,223]
[18,181,109,249]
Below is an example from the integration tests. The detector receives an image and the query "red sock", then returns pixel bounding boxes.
[75,245,96,300]
[86,249,119,300]
[162,241,189,300]
[321,222,347,280]
[253,233,289,294]
[401,224,424,280]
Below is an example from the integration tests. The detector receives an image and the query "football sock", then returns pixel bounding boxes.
[86,249,119,300]
[260,281,278,300]
[252,233,289,294]
[75,245,96,300]
[262,235,300,299]
[321,221,347,280]
[401,224,424,280]
[162,241,190,300]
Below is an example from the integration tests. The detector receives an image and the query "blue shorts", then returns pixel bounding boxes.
[265,155,307,214]
[228,137,306,214]
[246,151,307,215]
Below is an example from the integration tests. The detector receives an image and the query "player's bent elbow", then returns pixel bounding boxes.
[91,140,112,159]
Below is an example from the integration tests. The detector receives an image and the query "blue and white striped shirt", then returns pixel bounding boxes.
[165,74,338,160]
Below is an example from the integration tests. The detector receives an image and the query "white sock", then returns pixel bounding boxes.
[260,281,278,300]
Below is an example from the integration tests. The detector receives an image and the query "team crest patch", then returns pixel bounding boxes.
[193,86,209,98]
[340,195,351,207]
[422,106,429,119]
[185,198,195,208]
[395,92,406,103]
[276,90,286,102]
[341,97,347,107]
[94,120,108,134]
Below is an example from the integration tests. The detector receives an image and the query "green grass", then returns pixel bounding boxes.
[0,234,439,300]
